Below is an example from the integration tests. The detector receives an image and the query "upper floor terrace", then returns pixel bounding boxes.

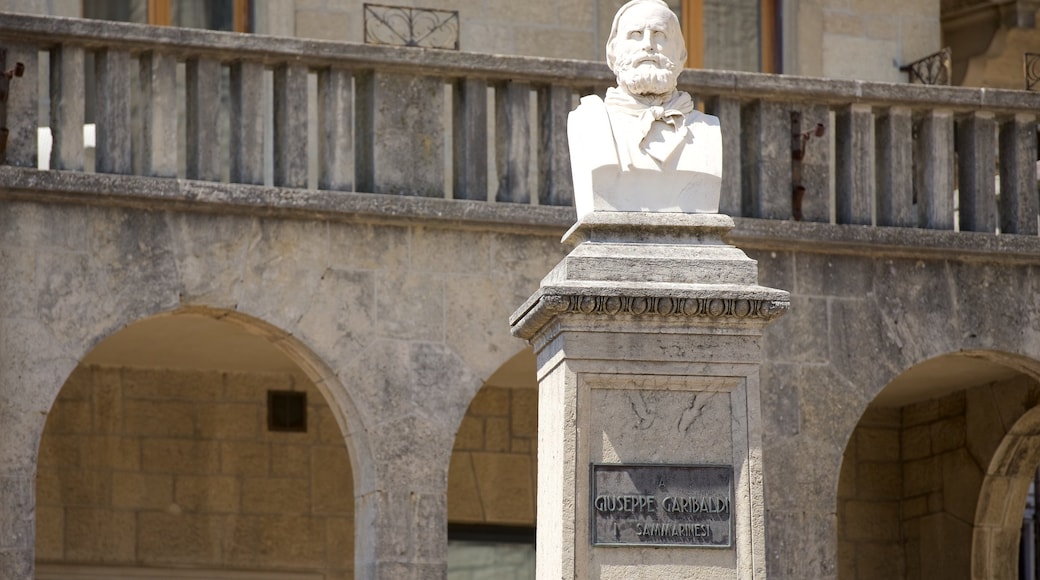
[1,11,1038,253]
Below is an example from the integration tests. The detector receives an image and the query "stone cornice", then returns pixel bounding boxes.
[0,167,571,235]
[727,217,1040,265]
[6,168,1040,264]
[509,285,790,342]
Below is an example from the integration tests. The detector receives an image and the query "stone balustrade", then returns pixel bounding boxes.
[2,11,1039,234]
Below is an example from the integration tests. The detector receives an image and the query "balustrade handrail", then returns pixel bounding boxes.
[1,11,1038,236]
[2,12,1040,113]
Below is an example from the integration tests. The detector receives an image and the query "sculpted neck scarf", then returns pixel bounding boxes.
[603,87,695,165]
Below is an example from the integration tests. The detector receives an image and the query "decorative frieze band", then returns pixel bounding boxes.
[539,293,788,320]
[511,290,789,341]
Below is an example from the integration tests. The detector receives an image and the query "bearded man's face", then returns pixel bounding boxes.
[615,51,679,97]
[610,2,684,97]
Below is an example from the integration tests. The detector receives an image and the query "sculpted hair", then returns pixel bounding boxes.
[605,0,687,73]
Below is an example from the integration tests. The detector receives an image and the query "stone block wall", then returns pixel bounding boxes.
[837,406,904,579]
[285,0,623,61]
[0,0,951,88]
[448,385,538,526]
[796,0,941,81]
[837,374,1040,580]
[898,390,977,580]
[36,364,355,579]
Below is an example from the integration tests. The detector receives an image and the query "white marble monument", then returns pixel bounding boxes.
[511,2,789,578]
[568,0,722,219]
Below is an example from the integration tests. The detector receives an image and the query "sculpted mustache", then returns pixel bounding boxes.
[615,52,676,70]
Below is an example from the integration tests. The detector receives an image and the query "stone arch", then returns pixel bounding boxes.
[445,346,538,576]
[972,392,1040,579]
[34,305,370,577]
[836,350,1040,580]
[443,345,536,577]
[448,346,538,526]
[48,304,374,490]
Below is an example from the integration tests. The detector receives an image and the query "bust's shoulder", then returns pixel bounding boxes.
[574,94,606,114]
[579,94,605,106]
[570,95,611,129]
[685,108,720,129]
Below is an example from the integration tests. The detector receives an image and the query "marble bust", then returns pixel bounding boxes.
[568,0,722,220]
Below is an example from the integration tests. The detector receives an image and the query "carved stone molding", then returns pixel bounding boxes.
[544,293,786,319]
[512,289,790,341]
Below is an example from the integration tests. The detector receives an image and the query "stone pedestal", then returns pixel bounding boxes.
[509,212,788,580]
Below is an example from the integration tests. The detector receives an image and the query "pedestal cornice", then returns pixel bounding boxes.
[509,211,791,344]
[509,283,789,342]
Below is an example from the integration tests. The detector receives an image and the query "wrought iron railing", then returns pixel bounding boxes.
[900,47,952,86]
[363,3,459,50]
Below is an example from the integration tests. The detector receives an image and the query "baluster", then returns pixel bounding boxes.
[875,107,914,227]
[186,57,222,182]
[317,67,353,191]
[273,63,308,189]
[452,77,488,201]
[0,45,37,167]
[538,84,572,207]
[229,61,264,185]
[138,52,177,177]
[355,71,445,196]
[49,44,85,171]
[955,111,997,233]
[798,104,832,223]
[835,104,875,225]
[998,113,1039,235]
[741,100,791,220]
[914,110,955,230]
[94,49,132,174]
[495,81,532,203]
[706,96,742,216]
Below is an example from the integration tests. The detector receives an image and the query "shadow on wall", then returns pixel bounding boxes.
[837,350,1040,580]
[35,311,357,578]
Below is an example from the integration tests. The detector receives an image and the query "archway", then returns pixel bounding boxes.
[836,351,1040,580]
[446,347,538,579]
[35,308,362,579]
[973,401,1040,579]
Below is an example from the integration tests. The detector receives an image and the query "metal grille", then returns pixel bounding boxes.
[363,3,459,50]
[1025,52,1040,91]
[267,390,307,432]
[900,47,952,85]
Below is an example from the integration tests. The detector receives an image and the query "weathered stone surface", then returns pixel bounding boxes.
[447,453,484,522]
[175,475,240,513]
[144,439,220,474]
[311,446,353,515]
[64,508,136,561]
[168,213,258,307]
[137,512,226,563]
[767,510,836,578]
[376,271,444,341]
[471,452,534,523]
[295,268,376,364]
[111,472,173,510]
[236,218,330,330]
[242,477,310,514]
[760,363,800,440]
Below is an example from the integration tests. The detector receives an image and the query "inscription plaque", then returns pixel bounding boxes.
[591,464,732,547]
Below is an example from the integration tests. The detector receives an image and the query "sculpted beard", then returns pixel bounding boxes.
[614,51,678,97]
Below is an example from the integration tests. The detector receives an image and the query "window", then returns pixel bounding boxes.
[671,0,779,73]
[82,0,251,33]
[36,564,321,580]
[447,525,536,580]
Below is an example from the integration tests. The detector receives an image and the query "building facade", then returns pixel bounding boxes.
[1,1,1040,579]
